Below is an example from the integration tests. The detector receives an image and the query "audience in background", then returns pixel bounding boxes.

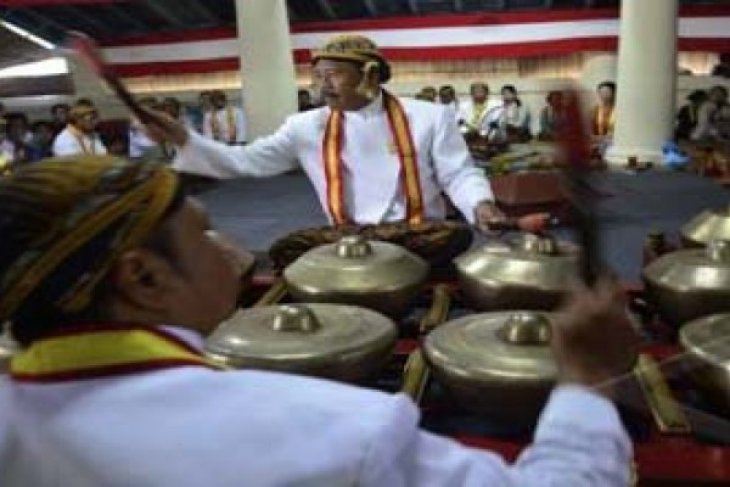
[416,86,437,103]
[50,103,70,136]
[297,89,316,112]
[675,90,708,141]
[711,53,730,79]
[0,118,15,173]
[457,82,500,135]
[590,81,616,156]
[592,81,616,141]
[538,90,567,141]
[52,99,107,157]
[28,121,54,161]
[438,85,459,115]
[129,97,162,160]
[188,90,212,134]
[203,90,247,145]
[492,85,531,142]
[692,85,730,143]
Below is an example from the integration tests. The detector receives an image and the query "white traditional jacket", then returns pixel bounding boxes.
[202,106,248,144]
[0,325,632,487]
[174,92,493,224]
[457,99,503,132]
[52,126,107,157]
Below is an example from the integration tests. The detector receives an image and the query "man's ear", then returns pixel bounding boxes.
[108,248,179,311]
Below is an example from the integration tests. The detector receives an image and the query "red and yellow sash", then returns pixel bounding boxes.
[69,126,95,155]
[322,91,424,225]
[10,324,223,383]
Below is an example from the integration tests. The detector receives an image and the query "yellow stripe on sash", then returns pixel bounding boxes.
[11,326,223,381]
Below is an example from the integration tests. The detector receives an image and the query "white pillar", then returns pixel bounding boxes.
[234,0,298,139]
[605,0,678,168]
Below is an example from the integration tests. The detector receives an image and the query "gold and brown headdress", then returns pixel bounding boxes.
[0,155,179,324]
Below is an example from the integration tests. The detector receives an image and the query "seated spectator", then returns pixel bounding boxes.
[675,90,708,141]
[692,85,730,142]
[457,82,501,135]
[538,91,567,141]
[492,85,531,142]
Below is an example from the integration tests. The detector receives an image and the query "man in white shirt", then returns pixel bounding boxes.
[51,99,108,157]
[0,156,636,486]
[691,85,730,142]
[129,97,162,159]
[145,35,504,231]
[202,90,248,145]
[457,82,502,135]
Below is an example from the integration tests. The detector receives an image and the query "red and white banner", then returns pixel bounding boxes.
[99,7,730,77]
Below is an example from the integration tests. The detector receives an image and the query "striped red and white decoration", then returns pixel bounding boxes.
[99,6,730,77]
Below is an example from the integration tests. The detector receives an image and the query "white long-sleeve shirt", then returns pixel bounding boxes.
[52,126,107,157]
[691,100,730,141]
[202,106,248,144]
[0,325,632,487]
[457,99,503,132]
[175,93,493,224]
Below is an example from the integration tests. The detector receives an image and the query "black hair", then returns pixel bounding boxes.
[710,85,729,98]
[501,85,522,107]
[470,82,489,95]
[546,90,563,104]
[597,81,616,93]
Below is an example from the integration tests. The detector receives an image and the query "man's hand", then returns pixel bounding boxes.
[140,108,190,147]
[474,200,507,233]
[552,279,639,397]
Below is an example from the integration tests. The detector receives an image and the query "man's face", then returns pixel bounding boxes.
[710,88,728,104]
[439,89,455,105]
[161,198,252,334]
[212,93,227,110]
[598,86,614,105]
[472,86,488,104]
[77,111,99,134]
[53,106,69,124]
[312,59,367,110]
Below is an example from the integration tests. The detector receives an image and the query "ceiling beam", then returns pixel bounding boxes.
[143,0,189,27]
[407,0,419,14]
[543,0,553,7]
[0,1,129,5]
[4,8,67,42]
[316,0,336,20]
[181,0,220,24]
[65,5,110,34]
[363,0,378,17]
[107,4,148,31]
[454,0,463,12]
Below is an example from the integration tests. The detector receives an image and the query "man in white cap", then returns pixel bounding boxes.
[146,35,504,231]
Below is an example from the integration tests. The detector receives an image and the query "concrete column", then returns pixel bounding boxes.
[234,0,298,139]
[605,0,678,167]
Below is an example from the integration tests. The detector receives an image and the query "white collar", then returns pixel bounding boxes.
[159,325,206,352]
